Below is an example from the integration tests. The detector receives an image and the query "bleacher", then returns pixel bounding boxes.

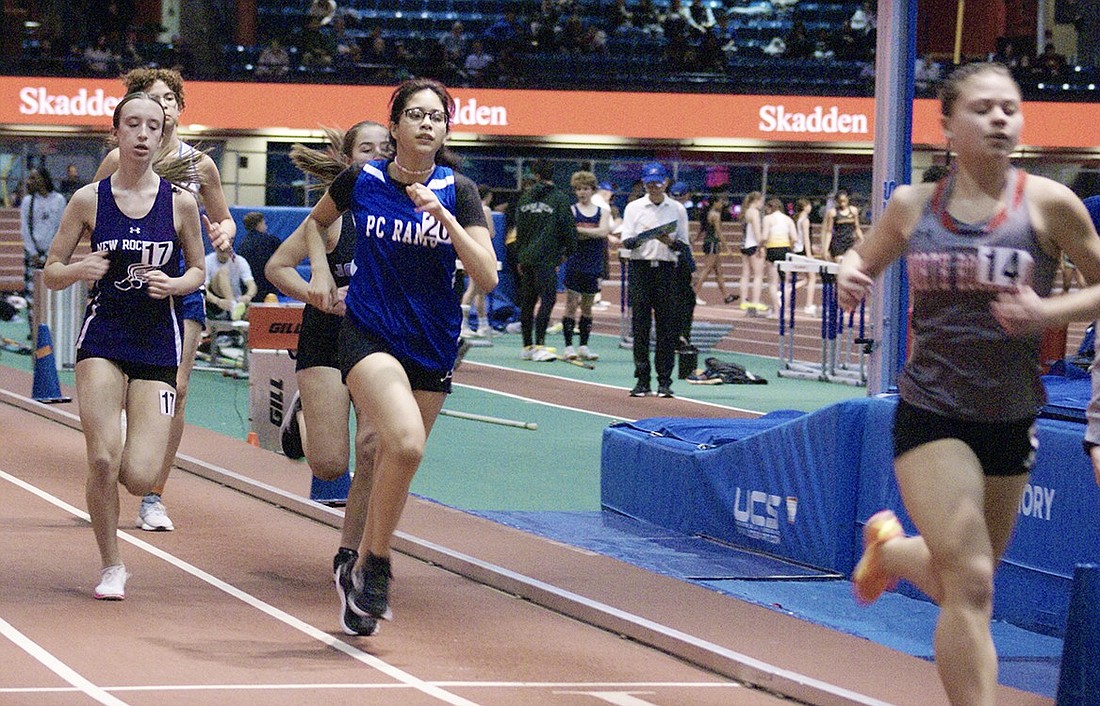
[236,0,878,93]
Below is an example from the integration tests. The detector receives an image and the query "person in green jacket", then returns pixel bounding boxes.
[514,159,577,361]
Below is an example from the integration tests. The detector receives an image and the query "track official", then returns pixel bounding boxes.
[620,162,690,398]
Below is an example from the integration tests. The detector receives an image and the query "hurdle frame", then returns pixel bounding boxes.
[776,254,867,387]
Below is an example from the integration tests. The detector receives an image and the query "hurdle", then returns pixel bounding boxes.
[776,254,866,386]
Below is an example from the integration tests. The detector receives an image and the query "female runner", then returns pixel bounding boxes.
[45,92,206,599]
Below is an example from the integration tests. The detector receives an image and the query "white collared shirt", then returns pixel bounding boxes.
[620,194,690,262]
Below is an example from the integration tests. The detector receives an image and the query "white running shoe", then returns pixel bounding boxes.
[695,297,707,306]
[521,346,534,360]
[460,326,477,339]
[804,304,817,316]
[531,346,558,362]
[577,345,599,361]
[137,500,174,531]
[563,345,577,360]
[94,564,130,600]
[506,321,522,334]
[546,322,563,334]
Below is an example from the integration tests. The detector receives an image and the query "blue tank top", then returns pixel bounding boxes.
[340,160,462,373]
[900,169,1058,421]
[76,178,185,367]
[567,203,605,276]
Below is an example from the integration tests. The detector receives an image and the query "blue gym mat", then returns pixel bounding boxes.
[466,505,1065,699]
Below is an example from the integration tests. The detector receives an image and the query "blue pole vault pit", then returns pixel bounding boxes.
[601,396,1100,636]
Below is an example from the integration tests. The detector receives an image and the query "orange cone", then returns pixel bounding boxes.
[246,431,259,447]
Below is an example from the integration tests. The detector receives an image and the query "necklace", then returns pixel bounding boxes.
[392,154,434,177]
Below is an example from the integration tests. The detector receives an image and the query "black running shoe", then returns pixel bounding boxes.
[350,553,393,621]
[657,385,674,398]
[629,383,652,397]
[454,338,473,370]
[336,560,379,636]
[332,546,358,579]
[280,391,304,460]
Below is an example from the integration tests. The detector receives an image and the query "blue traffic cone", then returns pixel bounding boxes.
[32,324,71,404]
[1057,563,1100,705]
[310,470,351,507]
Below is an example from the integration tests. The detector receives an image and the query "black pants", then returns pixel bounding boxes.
[516,262,558,347]
[675,262,695,346]
[629,259,677,387]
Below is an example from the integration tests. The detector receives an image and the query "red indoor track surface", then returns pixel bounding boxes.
[0,365,1050,706]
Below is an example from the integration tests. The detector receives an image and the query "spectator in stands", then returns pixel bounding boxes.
[43,92,206,601]
[849,0,875,36]
[485,10,524,53]
[785,19,813,60]
[59,163,83,200]
[363,27,389,65]
[560,10,588,53]
[821,189,863,261]
[20,167,67,302]
[235,212,281,302]
[914,53,943,92]
[693,191,735,306]
[993,40,1020,70]
[634,0,663,36]
[439,21,468,67]
[84,33,119,75]
[1036,42,1068,81]
[515,158,576,362]
[842,62,1100,706]
[119,29,144,70]
[256,38,291,79]
[309,0,337,26]
[463,39,494,83]
[620,162,690,398]
[738,191,766,314]
[205,246,256,322]
[682,0,716,37]
[533,0,561,51]
[560,170,611,361]
[661,4,692,68]
[606,0,634,35]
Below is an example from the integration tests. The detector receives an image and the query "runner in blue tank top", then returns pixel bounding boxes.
[266,120,393,636]
[838,63,1100,705]
[44,93,206,601]
[301,79,496,636]
[93,68,237,534]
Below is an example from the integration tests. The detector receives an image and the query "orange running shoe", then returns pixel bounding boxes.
[852,509,904,605]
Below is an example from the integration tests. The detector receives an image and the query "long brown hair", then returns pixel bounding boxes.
[289,121,386,189]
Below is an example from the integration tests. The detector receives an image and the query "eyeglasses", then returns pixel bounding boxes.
[402,107,448,125]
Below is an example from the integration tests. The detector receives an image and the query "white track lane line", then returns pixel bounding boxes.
[0,617,130,705]
[0,680,744,697]
[0,468,482,706]
[461,361,763,416]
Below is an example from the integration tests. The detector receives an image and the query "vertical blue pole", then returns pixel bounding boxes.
[1057,563,1100,706]
[866,0,916,394]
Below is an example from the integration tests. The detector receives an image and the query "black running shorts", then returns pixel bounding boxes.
[892,398,1037,477]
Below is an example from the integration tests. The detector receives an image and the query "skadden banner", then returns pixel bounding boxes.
[3,76,1099,149]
